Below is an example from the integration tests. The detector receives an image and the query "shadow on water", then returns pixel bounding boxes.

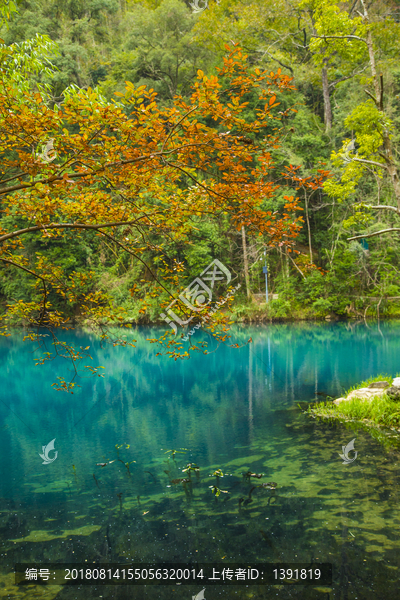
[0,320,399,599]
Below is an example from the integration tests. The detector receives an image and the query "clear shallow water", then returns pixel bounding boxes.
[0,320,400,599]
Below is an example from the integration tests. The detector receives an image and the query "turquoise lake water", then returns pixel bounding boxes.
[1,321,400,599]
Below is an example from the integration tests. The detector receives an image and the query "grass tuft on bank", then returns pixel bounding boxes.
[344,374,393,395]
[307,375,400,431]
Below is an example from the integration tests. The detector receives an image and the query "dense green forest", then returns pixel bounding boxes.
[1,0,400,328]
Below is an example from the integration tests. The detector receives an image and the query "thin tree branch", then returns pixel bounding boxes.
[98,230,184,305]
[0,143,211,196]
[311,34,368,45]
[288,253,305,278]
[328,65,368,89]
[364,88,377,104]
[348,228,400,240]
[0,218,150,244]
[0,258,49,328]
[161,106,198,153]
[0,257,46,281]
[353,157,387,169]
[367,204,400,214]
[259,50,294,75]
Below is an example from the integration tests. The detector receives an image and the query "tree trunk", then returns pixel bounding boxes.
[241,225,251,299]
[360,0,400,209]
[322,62,333,132]
[361,0,380,101]
[387,162,400,210]
[304,192,313,264]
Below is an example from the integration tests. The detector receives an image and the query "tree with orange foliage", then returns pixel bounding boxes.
[1,41,310,389]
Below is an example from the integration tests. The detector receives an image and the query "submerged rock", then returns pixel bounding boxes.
[392,377,400,388]
[386,386,400,401]
[346,387,387,401]
[368,381,390,389]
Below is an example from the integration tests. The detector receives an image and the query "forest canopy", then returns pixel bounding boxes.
[1,0,400,387]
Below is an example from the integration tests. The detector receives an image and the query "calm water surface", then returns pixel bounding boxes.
[0,321,400,600]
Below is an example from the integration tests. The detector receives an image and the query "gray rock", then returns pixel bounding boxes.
[385,386,400,401]
[346,387,387,401]
[333,397,346,405]
[333,379,398,406]
[392,377,400,388]
[368,381,390,389]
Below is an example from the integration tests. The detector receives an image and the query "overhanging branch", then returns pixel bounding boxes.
[0,257,46,281]
[0,218,148,244]
[0,143,211,197]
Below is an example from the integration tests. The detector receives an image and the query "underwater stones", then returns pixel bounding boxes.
[385,386,400,401]
[392,377,400,387]
[368,381,390,389]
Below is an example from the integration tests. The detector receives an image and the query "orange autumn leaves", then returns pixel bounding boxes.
[0,45,328,361]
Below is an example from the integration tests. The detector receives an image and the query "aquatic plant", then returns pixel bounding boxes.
[260,481,277,490]
[145,470,157,483]
[170,478,190,485]
[72,465,78,485]
[93,473,100,489]
[182,463,200,480]
[115,443,128,454]
[117,492,123,511]
[260,528,274,547]
[209,485,228,499]
[212,469,224,484]
[243,470,264,482]
[164,449,187,460]
[182,478,192,499]
[123,460,136,477]
[248,486,257,500]
[115,444,136,477]
[96,460,116,467]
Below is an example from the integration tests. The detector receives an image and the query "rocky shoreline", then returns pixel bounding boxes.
[333,377,400,405]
